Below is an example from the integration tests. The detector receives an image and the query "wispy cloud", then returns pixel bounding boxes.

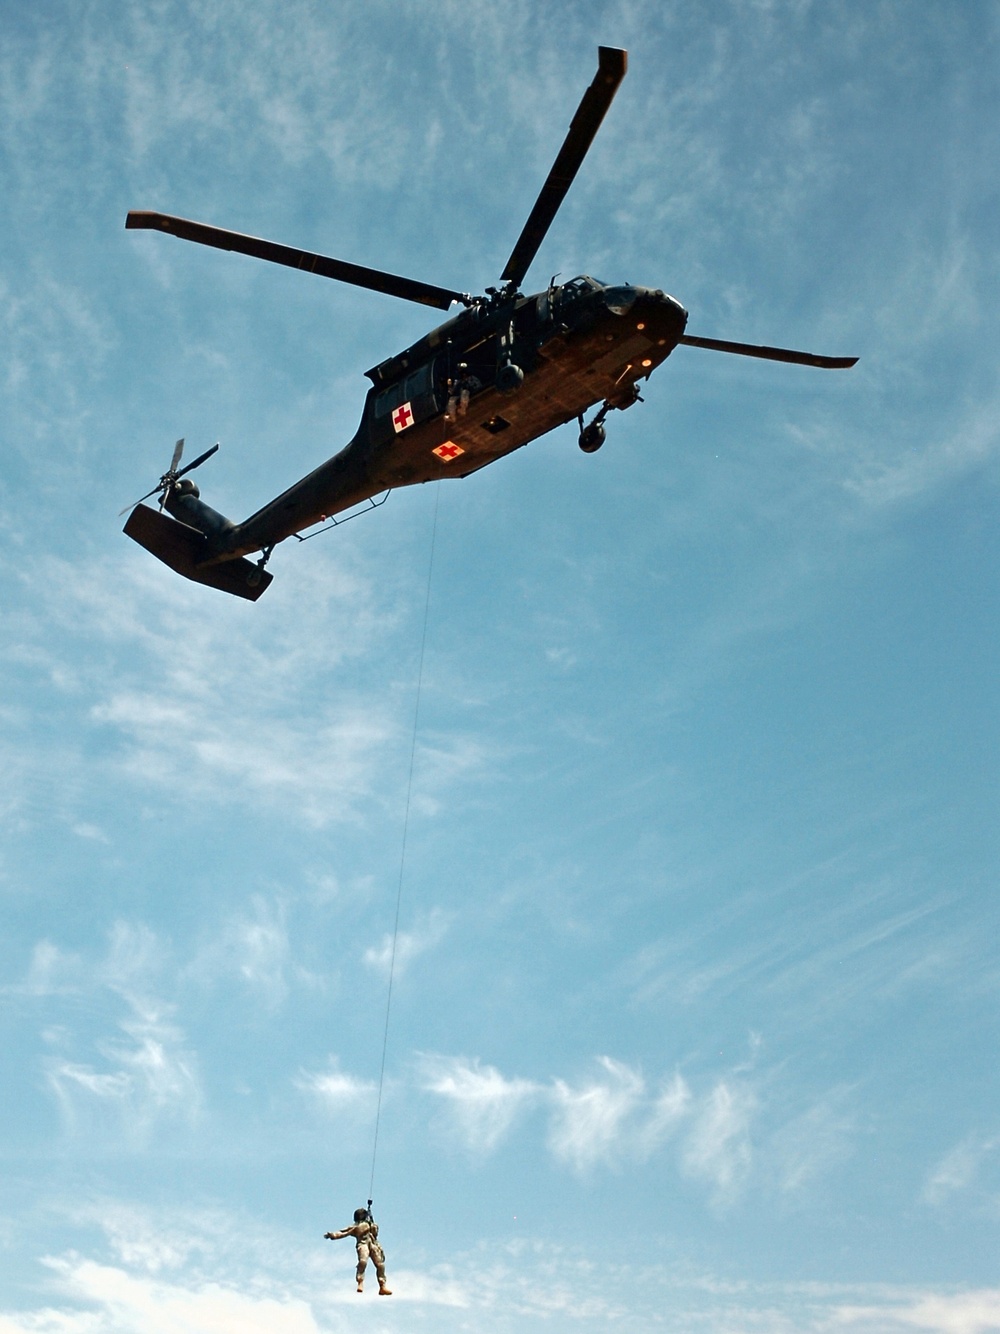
[0,527,501,845]
[548,1055,647,1171]
[3,939,83,997]
[767,1088,857,1196]
[363,908,449,978]
[6,1203,1000,1334]
[637,1072,694,1158]
[418,1054,541,1154]
[296,1059,376,1114]
[6,545,406,831]
[836,1287,1000,1334]
[924,1132,1000,1208]
[45,997,200,1144]
[186,894,323,1008]
[842,395,1000,509]
[9,922,201,1144]
[416,1045,736,1184]
[40,1255,322,1334]
[680,1080,757,1204]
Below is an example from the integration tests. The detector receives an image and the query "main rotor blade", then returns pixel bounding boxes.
[126,212,465,311]
[679,334,858,370]
[500,47,628,290]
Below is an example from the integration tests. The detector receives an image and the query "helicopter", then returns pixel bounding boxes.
[122,46,856,601]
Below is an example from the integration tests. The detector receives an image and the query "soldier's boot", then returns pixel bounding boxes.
[379,1283,392,1296]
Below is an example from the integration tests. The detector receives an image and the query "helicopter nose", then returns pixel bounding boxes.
[636,287,687,318]
[604,285,687,333]
[628,287,688,342]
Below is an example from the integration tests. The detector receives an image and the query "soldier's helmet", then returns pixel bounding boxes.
[354,1208,369,1223]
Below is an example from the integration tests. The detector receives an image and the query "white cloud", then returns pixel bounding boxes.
[86,1202,197,1276]
[6,940,82,997]
[40,924,199,1142]
[101,921,165,998]
[408,732,491,818]
[45,998,200,1143]
[892,1289,1000,1334]
[924,1133,1000,1207]
[71,822,110,843]
[18,911,331,1145]
[768,1090,856,1196]
[6,1227,1000,1334]
[42,1256,321,1334]
[419,1054,755,1187]
[843,396,1000,509]
[228,897,291,1001]
[548,1055,646,1171]
[418,1054,541,1154]
[636,1072,694,1158]
[363,909,449,978]
[14,547,405,832]
[296,1060,376,1114]
[187,895,320,1008]
[680,1080,757,1203]
[836,1288,1000,1334]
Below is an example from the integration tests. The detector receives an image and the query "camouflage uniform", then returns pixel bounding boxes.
[325,1216,391,1294]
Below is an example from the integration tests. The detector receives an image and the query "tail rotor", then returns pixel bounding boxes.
[119,438,220,516]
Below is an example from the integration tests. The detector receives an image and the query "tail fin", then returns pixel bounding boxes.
[124,504,272,600]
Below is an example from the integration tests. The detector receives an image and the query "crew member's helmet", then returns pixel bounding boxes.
[354,1208,369,1223]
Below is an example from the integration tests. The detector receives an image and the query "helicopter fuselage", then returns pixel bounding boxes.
[197,278,687,563]
[126,46,854,600]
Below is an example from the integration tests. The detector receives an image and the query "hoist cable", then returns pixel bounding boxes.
[368,486,440,1203]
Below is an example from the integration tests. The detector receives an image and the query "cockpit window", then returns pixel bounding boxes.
[561,275,606,296]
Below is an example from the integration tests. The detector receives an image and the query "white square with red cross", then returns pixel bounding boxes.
[391,401,415,433]
[433,442,465,462]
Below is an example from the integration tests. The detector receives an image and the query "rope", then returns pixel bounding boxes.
[368,486,440,1204]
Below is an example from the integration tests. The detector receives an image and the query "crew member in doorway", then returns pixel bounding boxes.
[324,1207,392,1295]
[445,363,481,421]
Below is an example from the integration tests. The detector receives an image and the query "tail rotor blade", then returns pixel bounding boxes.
[169,438,184,472]
[176,442,219,479]
[678,334,858,370]
[119,484,163,516]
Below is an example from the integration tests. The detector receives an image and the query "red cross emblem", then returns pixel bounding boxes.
[433,442,465,461]
[392,401,414,433]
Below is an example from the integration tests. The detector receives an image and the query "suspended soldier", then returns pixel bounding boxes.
[324,1206,392,1295]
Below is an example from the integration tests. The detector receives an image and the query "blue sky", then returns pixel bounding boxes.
[2,0,999,1329]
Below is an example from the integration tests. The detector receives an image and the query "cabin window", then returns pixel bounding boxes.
[375,362,435,418]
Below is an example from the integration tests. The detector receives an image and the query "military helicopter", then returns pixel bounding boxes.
[122,46,856,600]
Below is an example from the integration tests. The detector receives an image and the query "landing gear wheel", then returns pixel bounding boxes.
[247,544,274,588]
[578,422,606,453]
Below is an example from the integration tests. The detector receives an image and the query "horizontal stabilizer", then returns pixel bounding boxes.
[124,504,272,600]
